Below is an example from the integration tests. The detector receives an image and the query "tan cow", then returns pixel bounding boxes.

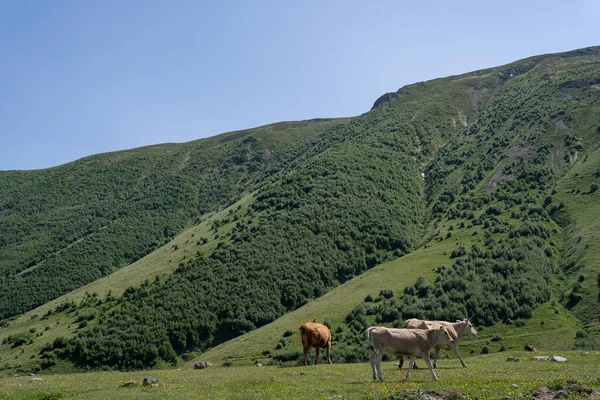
[367,326,453,381]
[399,318,477,369]
[298,319,332,366]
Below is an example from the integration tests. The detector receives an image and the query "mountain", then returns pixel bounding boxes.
[1,46,599,372]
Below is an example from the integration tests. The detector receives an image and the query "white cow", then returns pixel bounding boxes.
[399,318,477,369]
[367,326,453,381]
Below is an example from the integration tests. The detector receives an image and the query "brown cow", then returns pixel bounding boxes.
[399,318,477,369]
[298,319,332,366]
[367,326,453,381]
[524,344,537,352]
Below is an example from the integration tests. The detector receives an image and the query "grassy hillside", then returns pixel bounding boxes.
[0,118,346,319]
[1,46,600,375]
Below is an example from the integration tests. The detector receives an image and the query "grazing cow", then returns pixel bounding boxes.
[398,318,477,369]
[524,344,537,352]
[367,326,453,381]
[194,361,213,369]
[298,319,332,366]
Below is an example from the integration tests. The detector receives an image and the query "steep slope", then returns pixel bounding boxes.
[0,118,346,319]
[1,46,599,374]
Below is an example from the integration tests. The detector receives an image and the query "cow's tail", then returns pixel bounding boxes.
[366,327,380,355]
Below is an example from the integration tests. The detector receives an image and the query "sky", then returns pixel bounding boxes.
[1,0,599,170]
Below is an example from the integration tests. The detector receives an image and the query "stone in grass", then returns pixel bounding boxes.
[143,377,159,387]
[121,380,137,387]
[532,356,549,361]
[506,356,521,362]
[551,355,567,362]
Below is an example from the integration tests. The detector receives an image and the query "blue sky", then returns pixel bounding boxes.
[1,0,598,170]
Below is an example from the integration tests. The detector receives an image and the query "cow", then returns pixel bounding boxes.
[298,319,332,366]
[398,318,477,369]
[194,361,213,369]
[367,326,453,381]
[524,344,537,352]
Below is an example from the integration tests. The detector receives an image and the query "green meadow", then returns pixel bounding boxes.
[1,352,598,399]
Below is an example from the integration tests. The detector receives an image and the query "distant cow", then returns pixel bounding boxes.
[298,319,332,366]
[194,361,213,369]
[524,344,537,352]
[399,318,477,369]
[367,326,453,381]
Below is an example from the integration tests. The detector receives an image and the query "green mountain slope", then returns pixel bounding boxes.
[1,46,599,373]
[0,118,346,319]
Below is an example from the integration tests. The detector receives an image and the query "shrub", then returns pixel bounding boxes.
[450,246,467,258]
[379,289,394,299]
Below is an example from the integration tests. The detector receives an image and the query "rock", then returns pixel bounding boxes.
[329,396,343,399]
[29,378,43,381]
[551,355,567,362]
[532,356,549,361]
[143,377,159,387]
[434,390,468,399]
[532,386,554,399]
[121,380,137,387]
[554,391,568,398]
[28,373,36,376]
[255,363,263,367]
[194,361,213,369]
[506,356,521,362]
[524,344,538,352]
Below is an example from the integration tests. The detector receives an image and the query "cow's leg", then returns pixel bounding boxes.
[433,347,440,368]
[451,343,468,367]
[326,342,332,364]
[398,356,404,370]
[423,354,438,380]
[314,346,320,365]
[303,345,309,366]
[406,356,415,379]
[375,352,383,381]
[369,352,378,380]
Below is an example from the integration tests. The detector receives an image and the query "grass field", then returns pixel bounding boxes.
[1,351,598,399]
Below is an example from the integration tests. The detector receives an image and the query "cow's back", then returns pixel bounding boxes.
[403,318,429,329]
[299,322,331,348]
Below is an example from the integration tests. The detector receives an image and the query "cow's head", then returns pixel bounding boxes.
[458,318,478,337]
[438,327,454,345]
